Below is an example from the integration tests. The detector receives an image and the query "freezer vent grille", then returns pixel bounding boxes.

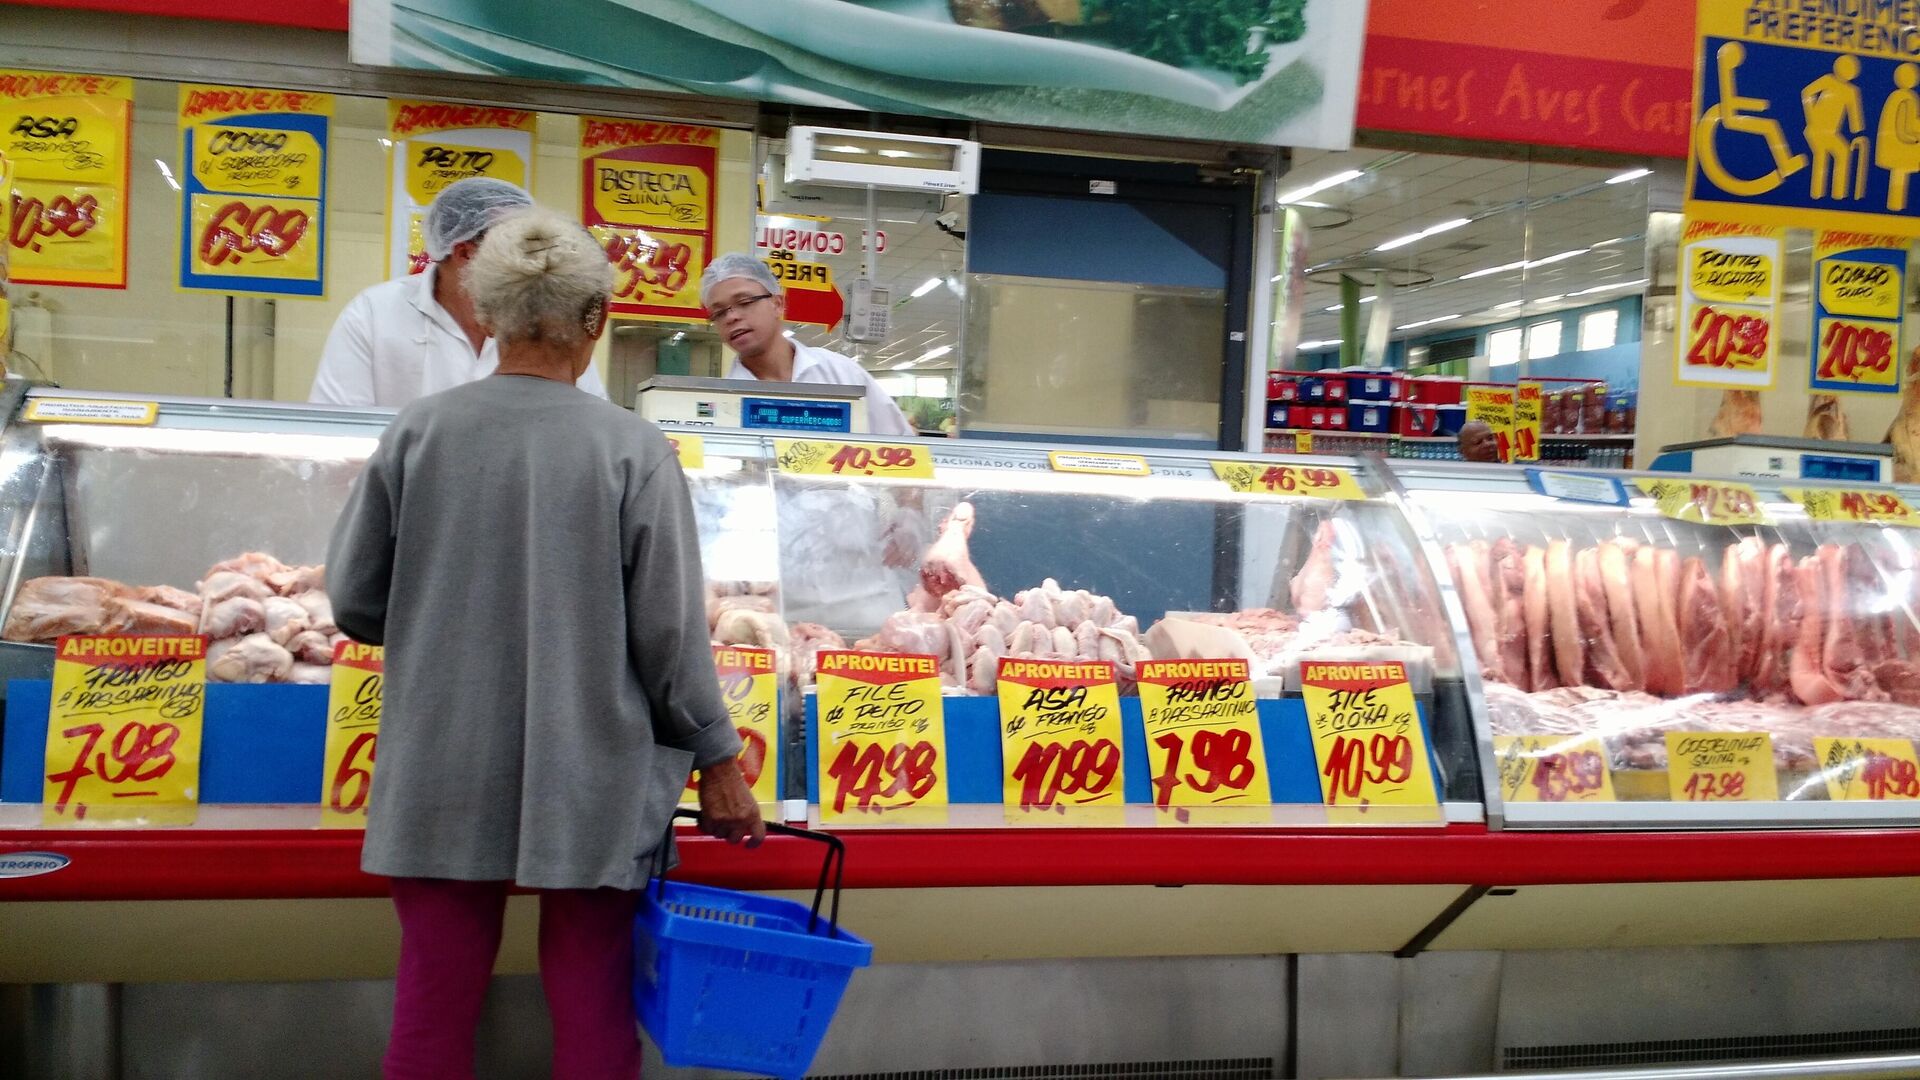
[1504,1026,1920,1070]
[781,1059,1276,1079]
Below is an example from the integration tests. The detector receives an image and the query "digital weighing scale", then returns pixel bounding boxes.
[635,376,868,434]
[1648,434,1893,484]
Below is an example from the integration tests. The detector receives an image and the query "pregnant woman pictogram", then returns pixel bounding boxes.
[1695,41,1808,198]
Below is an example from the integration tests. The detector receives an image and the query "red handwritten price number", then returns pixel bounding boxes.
[198,200,309,268]
[1686,305,1771,370]
[1512,384,1543,464]
[42,634,206,825]
[1663,732,1779,803]
[685,647,779,806]
[1299,660,1440,810]
[995,659,1126,819]
[1137,659,1269,817]
[1211,461,1365,501]
[1817,319,1896,385]
[777,439,936,481]
[815,651,949,823]
[9,189,97,254]
[1635,478,1770,527]
[1494,735,1617,804]
[321,641,383,827]
[1814,737,1920,801]
[1784,487,1919,527]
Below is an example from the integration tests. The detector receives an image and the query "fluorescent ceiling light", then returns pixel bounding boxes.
[1533,294,1565,304]
[876,149,917,159]
[1397,314,1460,331]
[1568,278,1650,297]
[1459,248,1590,281]
[1298,339,1341,350]
[1460,260,1524,281]
[910,277,941,299]
[1375,217,1472,252]
[1528,248,1589,268]
[1276,168,1363,204]
[1325,296,1378,312]
[826,144,866,154]
[914,345,953,365]
[1494,300,1526,310]
[1606,167,1653,184]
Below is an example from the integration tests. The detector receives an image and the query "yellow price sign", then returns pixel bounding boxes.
[1819,258,1902,320]
[1688,244,1775,305]
[1466,387,1518,462]
[1299,660,1439,808]
[1665,732,1779,802]
[22,398,157,425]
[187,192,321,282]
[996,658,1126,820]
[1814,736,1920,801]
[1137,659,1269,818]
[322,641,382,828]
[1635,477,1771,526]
[590,158,711,231]
[1211,461,1366,500]
[43,634,206,825]
[1294,431,1313,454]
[1513,382,1543,463]
[775,439,934,480]
[1048,451,1149,477]
[689,647,780,805]
[190,126,324,198]
[404,142,526,204]
[1494,734,1616,803]
[816,651,948,823]
[667,432,704,471]
[1783,487,1920,527]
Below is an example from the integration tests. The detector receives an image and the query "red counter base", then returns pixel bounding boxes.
[5,824,1920,901]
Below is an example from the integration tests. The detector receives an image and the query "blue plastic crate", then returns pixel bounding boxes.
[635,871,871,1079]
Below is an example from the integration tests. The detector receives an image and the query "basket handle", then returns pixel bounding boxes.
[657,809,847,937]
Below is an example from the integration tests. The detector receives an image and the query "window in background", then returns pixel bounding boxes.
[1487,327,1523,367]
[1527,320,1563,360]
[1579,309,1620,351]
[878,373,915,396]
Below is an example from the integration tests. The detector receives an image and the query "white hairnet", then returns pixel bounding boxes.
[700,252,781,305]
[424,177,533,262]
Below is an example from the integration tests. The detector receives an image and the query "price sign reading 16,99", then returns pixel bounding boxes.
[44,634,207,826]
[815,650,948,824]
[1299,660,1439,809]
[322,641,383,827]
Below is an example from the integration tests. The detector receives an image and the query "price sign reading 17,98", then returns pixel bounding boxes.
[322,642,382,827]
[44,634,207,826]
[815,651,948,824]
[776,439,934,480]
[1299,660,1439,810]
[996,658,1126,823]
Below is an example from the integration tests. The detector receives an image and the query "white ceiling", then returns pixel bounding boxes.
[1283,147,1653,355]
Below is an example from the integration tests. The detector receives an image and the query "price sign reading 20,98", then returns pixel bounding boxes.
[322,641,383,827]
[815,651,948,823]
[996,658,1125,821]
[44,634,207,826]
[1299,660,1439,809]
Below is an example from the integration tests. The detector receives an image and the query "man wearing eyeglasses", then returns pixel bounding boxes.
[309,178,609,408]
[700,252,914,436]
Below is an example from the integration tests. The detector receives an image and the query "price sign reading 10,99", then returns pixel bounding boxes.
[44,634,207,826]
[322,641,382,827]
[815,651,948,824]
[996,658,1126,822]
[1298,660,1439,809]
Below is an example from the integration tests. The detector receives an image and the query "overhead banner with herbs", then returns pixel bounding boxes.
[1,70,132,289]
[177,85,331,297]
[351,0,1367,150]
[1809,230,1905,395]
[1675,218,1783,390]
[580,118,716,323]
[385,100,535,278]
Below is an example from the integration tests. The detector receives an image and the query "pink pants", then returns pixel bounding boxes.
[384,877,641,1080]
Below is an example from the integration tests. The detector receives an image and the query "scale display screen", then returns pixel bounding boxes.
[1801,454,1883,483]
[739,397,854,433]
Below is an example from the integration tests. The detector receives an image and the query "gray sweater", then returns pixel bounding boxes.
[327,375,741,890]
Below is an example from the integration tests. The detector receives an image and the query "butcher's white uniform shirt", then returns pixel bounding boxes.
[725,340,921,636]
[310,265,609,408]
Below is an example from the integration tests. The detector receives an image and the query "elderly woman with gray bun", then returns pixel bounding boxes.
[327,206,764,1080]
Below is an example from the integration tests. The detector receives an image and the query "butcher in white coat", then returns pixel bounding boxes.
[701,254,929,636]
[309,178,608,407]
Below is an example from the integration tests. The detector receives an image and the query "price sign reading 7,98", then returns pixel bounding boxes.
[43,634,207,826]
[815,651,948,824]
[1299,660,1439,809]
[322,641,383,827]
[1138,659,1271,823]
[996,658,1126,823]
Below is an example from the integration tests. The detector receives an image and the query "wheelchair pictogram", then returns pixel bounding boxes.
[1694,42,1808,198]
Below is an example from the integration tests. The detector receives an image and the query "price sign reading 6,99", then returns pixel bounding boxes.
[1299,660,1439,810]
[1137,659,1270,821]
[322,641,382,828]
[44,634,207,826]
[815,651,948,824]
[775,439,934,481]
[686,646,779,806]
[996,658,1126,822]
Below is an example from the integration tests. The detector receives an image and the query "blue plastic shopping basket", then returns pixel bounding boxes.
[634,809,873,1079]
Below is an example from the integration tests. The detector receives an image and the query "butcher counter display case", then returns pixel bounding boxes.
[0,384,1487,829]
[1398,460,1920,830]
